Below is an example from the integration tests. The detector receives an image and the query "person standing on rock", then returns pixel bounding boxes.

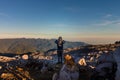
[55,36,65,63]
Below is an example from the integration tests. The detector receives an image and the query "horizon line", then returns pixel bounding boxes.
[0,37,118,45]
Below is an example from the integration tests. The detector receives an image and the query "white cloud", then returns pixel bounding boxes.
[64,6,80,12]
[93,14,120,26]
[104,14,112,18]
[93,19,120,26]
[51,23,67,27]
[0,12,8,17]
[93,21,112,26]
[116,22,120,25]
[65,7,73,11]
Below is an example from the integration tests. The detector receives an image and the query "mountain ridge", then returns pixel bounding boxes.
[0,38,87,54]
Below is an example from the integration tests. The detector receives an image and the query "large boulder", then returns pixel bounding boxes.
[113,47,120,80]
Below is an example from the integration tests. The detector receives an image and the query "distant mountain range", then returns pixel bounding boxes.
[0,38,87,54]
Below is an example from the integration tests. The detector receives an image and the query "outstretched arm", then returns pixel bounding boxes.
[63,40,65,44]
[55,40,57,44]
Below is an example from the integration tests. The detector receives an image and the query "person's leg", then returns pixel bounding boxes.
[60,50,63,63]
[58,57,60,63]
[57,50,61,63]
[57,51,59,63]
[60,54,62,63]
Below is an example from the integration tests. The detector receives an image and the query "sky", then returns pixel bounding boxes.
[0,0,120,44]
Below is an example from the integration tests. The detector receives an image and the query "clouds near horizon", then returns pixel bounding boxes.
[0,0,120,44]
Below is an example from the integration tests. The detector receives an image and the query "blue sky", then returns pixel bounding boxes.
[0,0,120,44]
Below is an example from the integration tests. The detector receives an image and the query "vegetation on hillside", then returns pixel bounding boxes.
[0,38,87,54]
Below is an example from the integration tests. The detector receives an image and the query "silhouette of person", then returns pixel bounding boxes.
[55,36,65,63]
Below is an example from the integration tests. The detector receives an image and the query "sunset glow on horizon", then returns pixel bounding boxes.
[0,0,120,44]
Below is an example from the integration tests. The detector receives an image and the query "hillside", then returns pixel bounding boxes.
[0,38,87,54]
[0,44,119,80]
